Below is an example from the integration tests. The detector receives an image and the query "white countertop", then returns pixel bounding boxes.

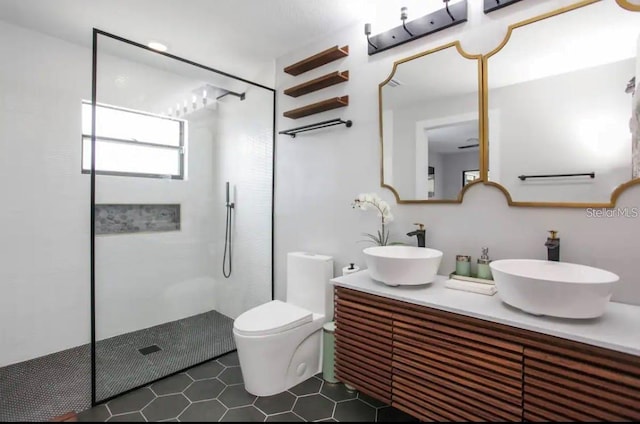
[331,270,640,357]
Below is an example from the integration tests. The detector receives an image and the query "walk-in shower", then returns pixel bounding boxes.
[91,30,274,404]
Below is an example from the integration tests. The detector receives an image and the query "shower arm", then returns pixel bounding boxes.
[217,91,245,101]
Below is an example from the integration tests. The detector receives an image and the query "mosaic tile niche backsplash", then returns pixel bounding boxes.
[95,204,180,235]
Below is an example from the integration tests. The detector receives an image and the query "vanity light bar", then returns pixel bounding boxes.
[365,1,468,56]
[483,0,523,14]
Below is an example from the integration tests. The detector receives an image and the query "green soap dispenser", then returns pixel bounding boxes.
[477,247,493,280]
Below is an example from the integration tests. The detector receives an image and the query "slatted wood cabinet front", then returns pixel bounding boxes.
[523,346,640,421]
[334,286,394,403]
[334,287,640,422]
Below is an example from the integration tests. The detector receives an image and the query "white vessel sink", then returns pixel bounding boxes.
[490,259,619,318]
[363,246,443,286]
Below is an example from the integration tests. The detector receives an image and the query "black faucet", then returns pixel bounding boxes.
[545,230,560,261]
[407,223,426,247]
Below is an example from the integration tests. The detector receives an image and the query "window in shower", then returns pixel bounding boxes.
[81,101,186,179]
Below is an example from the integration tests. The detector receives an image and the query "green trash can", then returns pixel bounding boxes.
[322,321,338,383]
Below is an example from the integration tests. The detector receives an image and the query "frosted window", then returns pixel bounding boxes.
[82,101,185,178]
[82,138,180,177]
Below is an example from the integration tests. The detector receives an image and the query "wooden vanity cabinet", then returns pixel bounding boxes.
[522,345,640,421]
[334,288,395,403]
[392,304,523,421]
[334,287,640,422]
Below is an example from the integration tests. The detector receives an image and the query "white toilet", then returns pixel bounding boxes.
[233,252,333,396]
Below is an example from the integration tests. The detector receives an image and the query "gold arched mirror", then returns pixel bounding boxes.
[379,42,483,203]
[616,0,640,12]
[484,0,640,207]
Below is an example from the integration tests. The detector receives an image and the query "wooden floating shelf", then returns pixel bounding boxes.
[284,71,349,98]
[283,96,349,119]
[284,45,349,76]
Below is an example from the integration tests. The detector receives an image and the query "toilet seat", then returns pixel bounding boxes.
[234,300,312,336]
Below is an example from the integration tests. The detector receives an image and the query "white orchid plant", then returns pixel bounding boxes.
[352,193,399,246]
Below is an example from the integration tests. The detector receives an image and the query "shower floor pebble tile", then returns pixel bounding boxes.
[78,351,418,422]
[0,311,235,422]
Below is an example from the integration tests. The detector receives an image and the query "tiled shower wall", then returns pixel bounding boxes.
[93,43,221,341]
[213,83,274,319]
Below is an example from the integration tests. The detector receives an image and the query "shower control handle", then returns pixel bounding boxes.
[223,181,234,278]
[225,181,234,208]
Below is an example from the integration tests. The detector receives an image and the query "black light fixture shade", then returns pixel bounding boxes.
[366,0,468,55]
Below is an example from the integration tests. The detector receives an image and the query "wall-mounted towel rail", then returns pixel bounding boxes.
[279,118,352,138]
[518,172,595,181]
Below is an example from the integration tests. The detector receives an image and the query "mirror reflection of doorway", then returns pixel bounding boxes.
[428,166,435,198]
[463,169,480,187]
[422,118,479,199]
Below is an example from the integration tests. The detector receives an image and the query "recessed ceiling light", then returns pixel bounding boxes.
[147,41,167,52]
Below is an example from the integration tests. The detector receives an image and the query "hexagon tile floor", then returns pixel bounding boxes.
[77,351,417,422]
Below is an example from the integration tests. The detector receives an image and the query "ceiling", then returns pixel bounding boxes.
[0,0,463,86]
[0,0,365,85]
[382,43,479,109]
[426,120,478,154]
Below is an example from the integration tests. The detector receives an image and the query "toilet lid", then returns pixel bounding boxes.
[234,300,313,336]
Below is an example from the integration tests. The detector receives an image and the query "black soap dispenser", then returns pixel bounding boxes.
[545,230,560,261]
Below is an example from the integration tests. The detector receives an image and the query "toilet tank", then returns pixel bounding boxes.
[286,252,334,316]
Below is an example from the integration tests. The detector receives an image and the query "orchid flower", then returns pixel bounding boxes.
[351,193,400,246]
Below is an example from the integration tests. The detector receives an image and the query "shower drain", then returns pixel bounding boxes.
[138,345,162,355]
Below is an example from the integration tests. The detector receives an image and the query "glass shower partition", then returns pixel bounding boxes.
[90,31,274,404]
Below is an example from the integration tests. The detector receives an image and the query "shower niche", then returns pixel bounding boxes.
[91,31,274,404]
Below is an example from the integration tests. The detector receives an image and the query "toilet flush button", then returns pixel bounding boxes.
[296,363,307,376]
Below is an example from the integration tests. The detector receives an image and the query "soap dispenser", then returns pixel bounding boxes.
[476,247,493,280]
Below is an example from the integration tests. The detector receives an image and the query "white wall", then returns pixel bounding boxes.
[213,83,274,319]
[93,50,220,340]
[0,21,91,366]
[274,0,640,306]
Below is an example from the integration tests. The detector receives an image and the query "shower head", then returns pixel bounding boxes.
[193,83,227,100]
